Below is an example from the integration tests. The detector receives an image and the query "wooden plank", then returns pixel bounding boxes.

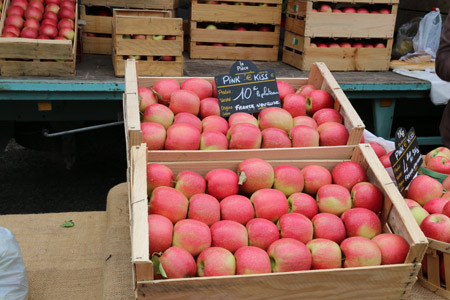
[287,0,308,16]
[80,6,113,34]
[115,39,183,56]
[191,2,282,24]
[190,28,280,45]
[189,44,278,61]
[113,8,172,18]
[124,60,142,152]
[114,56,183,77]
[282,46,305,70]
[0,60,75,77]
[283,31,307,52]
[83,35,112,54]
[137,264,416,300]
[285,15,305,35]
[114,16,182,35]
[82,0,179,9]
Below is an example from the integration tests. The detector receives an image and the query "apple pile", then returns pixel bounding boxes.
[2,0,76,39]
[314,4,391,14]
[121,34,176,61]
[147,158,410,279]
[139,78,353,150]
[310,39,386,49]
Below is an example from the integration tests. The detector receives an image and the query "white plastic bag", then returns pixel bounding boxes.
[0,227,28,300]
[413,8,442,58]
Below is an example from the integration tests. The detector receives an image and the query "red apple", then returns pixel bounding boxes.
[250,188,289,222]
[5,15,24,29]
[188,193,220,226]
[44,3,59,15]
[205,168,239,201]
[341,207,381,239]
[211,220,248,253]
[331,161,368,191]
[352,43,364,48]
[273,165,304,197]
[159,246,196,278]
[407,175,443,206]
[11,0,28,10]
[296,84,316,98]
[290,125,320,147]
[7,5,25,17]
[148,186,188,223]
[379,8,391,14]
[258,107,294,133]
[319,4,332,12]
[197,247,236,276]
[58,7,75,19]
[425,147,450,164]
[317,184,352,216]
[282,93,307,117]
[60,0,75,10]
[202,115,228,135]
[293,115,318,129]
[45,0,61,5]
[317,43,328,48]
[235,246,272,275]
[307,238,342,269]
[374,43,386,48]
[20,26,38,38]
[306,90,334,116]
[39,24,58,39]
[278,212,313,244]
[246,218,280,250]
[427,156,450,174]
[341,237,381,267]
[238,158,274,196]
[3,25,21,36]
[268,238,312,272]
[28,1,45,12]
[143,103,174,129]
[318,121,349,146]
[301,164,332,196]
[351,182,383,214]
[173,112,202,132]
[199,97,220,119]
[152,78,180,106]
[169,89,200,116]
[146,163,174,194]
[277,80,295,102]
[424,198,450,214]
[24,18,40,30]
[372,233,410,265]
[181,78,213,100]
[24,6,43,21]
[343,7,356,13]
[312,213,346,244]
[356,8,369,13]
[228,112,258,128]
[41,17,57,27]
[148,214,173,255]
[261,128,292,148]
[58,27,74,40]
[175,170,205,199]
[420,214,450,242]
[37,35,49,39]
[364,44,374,48]
[312,108,343,125]
[58,18,74,30]
[141,122,166,151]
[368,142,387,158]
[173,219,212,256]
[332,8,342,13]
[220,195,254,225]
[200,131,228,150]
[340,42,352,48]
[328,42,340,48]
[288,192,318,219]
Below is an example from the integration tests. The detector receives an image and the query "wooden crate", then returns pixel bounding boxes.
[123,60,365,153]
[81,0,179,10]
[112,9,183,77]
[80,5,113,55]
[286,0,398,39]
[189,0,282,61]
[0,0,78,76]
[128,143,428,300]
[282,32,393,71]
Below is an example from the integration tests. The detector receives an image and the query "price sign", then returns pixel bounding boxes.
[389,127,422,192]
[214,60,281,117]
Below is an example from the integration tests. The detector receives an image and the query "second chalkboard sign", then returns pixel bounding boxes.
[214,60,281,117]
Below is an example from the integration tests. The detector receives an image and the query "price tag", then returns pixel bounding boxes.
[389,127,422,192]
[214,60,281,117]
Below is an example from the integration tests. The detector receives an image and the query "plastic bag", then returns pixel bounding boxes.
[413,8,442,58]
[392,17,422,59]
[0,227,28,300]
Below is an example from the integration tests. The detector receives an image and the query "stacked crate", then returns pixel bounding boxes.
[80,0,178,55]
[112,10,183,77]
[189,0,282,61]
[282,0,398,71]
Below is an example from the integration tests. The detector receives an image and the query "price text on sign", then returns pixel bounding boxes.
[389,127,422,192]
[214,60,281,117]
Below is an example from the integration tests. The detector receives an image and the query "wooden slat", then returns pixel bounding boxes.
[191,3,282,24]
[189,44,278,61]
[82,0,179,9]
[0,60,75,77]
[115,39,183,56]
[285,15,305,35]
[283,31,307,52]
[190,28,280,45]
[82,35,112,55]
[80,5,113,34]
[124,60,142,152]
[114,56,183,77]
[114,16,182,35]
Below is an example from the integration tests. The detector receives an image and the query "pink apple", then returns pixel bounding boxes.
[306,90,334,116]
[317,43,328,48]
[152,78,181,106]
[250,189,289,222]
[29,1,45,12]
[173,112,202,132]
[443,175,450,191]
[273,165,304,197]
[159,246,196,278]
[420,214,450,242]
[380,151,394,168]
[328,42,340,48]
[427,156,450,174]
[45,4,60,15]
[181,78,213,100]
[296,84,316,97]
[374,43,386,48]
[258,107,294,132]
[173,219,211,256]
[341,208,381,239]
[332,161,368,191]
[164,123,201,150]
[261,128,292,148]
[40,24,59,39]
[200,131,229,150]
[332,8,342,13]
[364,44,374,48]
[277,80,295,102]
[141,122,166,150]
[316,184,352,216]
[293,115,318,129]
[146,162,173,194]
[138,87,158,113]
[301,164,332,196]
[235,246,272,275]
[60,0,75,10]
[278,213,313,244]
[58,7,75,20]
[199,97,220,118]
[11,0,28,10]
[24,18,40,30]
[370,10,379,14]
[175,170,206,199]
[307,239,342,269]
[356,8,369,13]
[442,201,450,219]
[202,115,228,135]
[405,198,421,208]
[142,103,174,129]
[290,125,320,147]
[410,206,430,226]
[425,147,450,164]
[312,108,343,125]
[407,175,443,206]
[211,220,248,253]
[423,198,450,214]
[312,213,346,244]
[318,121,349,146]
[379,8,391,14]
[268,238,312,272]
[352,43,364,48]
[41,17,57,27]
[188,193,220,226]
[282,93,306,117]
[341,237,381,267]
[288,192,318,219]
[2,32,18,37]
[24,6,43,21]
[319,4,331,12]
[205,168,239,201]
[3,25,21,36]
[148,214,173,255]
[228,112,258,128]
[148,186,188,223]
[220,195,254,225]
[7,5,25,17]
[246,218,279,250]
[238,158,274,196]
[5,15,24,29]
[351,182,383,214]
[368,142,386,158]
[343,7,356,13]
[197,247,236,276]
[227,123,262,149]
[340,42,352,48]
[372,233,410,265]
[169,89,201,116]
[20,26,38,38]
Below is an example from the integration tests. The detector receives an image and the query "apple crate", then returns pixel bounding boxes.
[81,0,179,10]
[189,0,282,61]
[112,9,183,77]
[127,142,428,300]
[123,60,365,154]
[285,0,398,39]
[0,0,78,76]
[80,5,113,55]
[282,32,394,71]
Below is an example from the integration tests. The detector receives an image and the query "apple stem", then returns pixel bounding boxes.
[150,88,163,102]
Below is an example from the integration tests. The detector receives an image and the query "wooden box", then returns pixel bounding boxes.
[128,143,428,300]
[112,9,183,77]
[80,5,113,55]
[123,60,365,153]
[189,0,282,61]
[0,0,78,76]
[81,0,179,10]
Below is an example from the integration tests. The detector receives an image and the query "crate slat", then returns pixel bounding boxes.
[114,16,182,35]
[189,44,279,61]
[82,35,112,55]
[116,39,183,56]
[190,28,280,45]
[81,0,179,9]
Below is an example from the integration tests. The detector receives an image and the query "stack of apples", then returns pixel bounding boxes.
[310,40,386,49]
[315,4,391,14]
[2,0,76,40]
[147,158,410,278]
[139,78,353,150]
[121,34,176,61]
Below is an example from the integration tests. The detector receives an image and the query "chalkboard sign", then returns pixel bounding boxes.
[214,60,281,117]
[389,127,422,192]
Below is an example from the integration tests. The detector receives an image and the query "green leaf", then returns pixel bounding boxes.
[158,261,168,278]
[151,252,167,278]
[60,220,74,228]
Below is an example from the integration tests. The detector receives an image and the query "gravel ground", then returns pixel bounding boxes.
[0,125,127,215]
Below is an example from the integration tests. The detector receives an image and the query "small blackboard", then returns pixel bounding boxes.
[214,60,281,117]
[389,127,422,192]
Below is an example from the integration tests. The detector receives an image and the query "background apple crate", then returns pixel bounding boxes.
[0,0,78,76]
[127,143,428,300]
[123,60,365,156]
[189,0,282,61]
[112,9,183,77]
[282,0,398,71]
[81,0,179,10]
